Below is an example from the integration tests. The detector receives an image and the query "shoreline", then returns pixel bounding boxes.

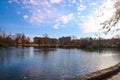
[1,43,120,49]
[68,63,120,80]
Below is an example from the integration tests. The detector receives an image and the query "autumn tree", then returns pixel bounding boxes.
[0,30,14,47]
[15,34,30,47]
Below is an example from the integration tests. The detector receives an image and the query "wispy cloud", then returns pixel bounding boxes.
[79,0,118,38]
[53,13,74,29]
[79,0,82,3]
[17,11,21,14]
[8,0,78,28]
[8,0,116,37]
[53,23,59,29]
[96,0,116,23]
[49,0,62,4]
[91,2,98,6]
[8,0,20,4]
[8,0,54,23]
[77,4,86,11]
[23,15,29,20]
[61,14,74,24]
[80,15,99,33]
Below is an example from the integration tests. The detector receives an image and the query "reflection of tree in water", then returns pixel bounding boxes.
[34,48,57,55]
[43,48,57,55]
[33,48,57,62]
[97,48,120,59]
[16,47,25,60]
[109,48,120,58]
[0,47,31,64]
[79,48,102,53]
[0,50,8,64]
[0,48,16,64]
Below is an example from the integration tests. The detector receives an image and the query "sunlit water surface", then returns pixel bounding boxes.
[0,47,120,80]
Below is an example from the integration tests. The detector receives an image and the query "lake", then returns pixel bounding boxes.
[0,47,120,80]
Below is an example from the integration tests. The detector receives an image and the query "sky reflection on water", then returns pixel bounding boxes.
[0,47,120,80]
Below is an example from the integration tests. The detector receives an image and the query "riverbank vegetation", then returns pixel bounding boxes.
[0,31,30,48]
[80,37,120,49]
[0,30,120,49]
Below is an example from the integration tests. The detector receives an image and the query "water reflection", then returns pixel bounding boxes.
[34,47,57,55]
[98,49,120,69]
[0,47,120,80]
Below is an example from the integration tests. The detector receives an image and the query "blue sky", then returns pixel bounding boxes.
[0,0,117,39]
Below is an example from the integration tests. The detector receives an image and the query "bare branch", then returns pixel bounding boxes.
[99,0,120,34]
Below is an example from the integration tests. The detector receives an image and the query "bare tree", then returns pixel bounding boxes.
[15,34,30,47]
[99,0,120,34]
[42,34,49,38]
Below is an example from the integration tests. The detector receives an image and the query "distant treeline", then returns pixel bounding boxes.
[0,31,120,49]
[80,38,120,49]
[0,31,30,48]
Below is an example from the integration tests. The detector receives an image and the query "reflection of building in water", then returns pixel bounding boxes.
[33,37,58,47]
[34,48,57,55]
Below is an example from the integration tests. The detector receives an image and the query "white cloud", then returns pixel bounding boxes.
[17,0,59,25]
[29,11,44,24]
[50,0,62,4]
[81,16,85,18]
[22,0,30,5]
[8,0,77,27]
[23,15,29,20]
[53,13,74,29]
[91,2,97,6]
[72,0,76,3]
[97,0,116,23]
[10,0,114,33]
[80,16,99,33]
[61,14,74,24]
[29,0,38,5]
[79,0,120,38]
[41,0,51,8]
[17,11,21,14]
[53,23,59,29]
[98,29,120,39]
[79,0,82,3]
[8,0,20,3]
[77,5,86,11]
[8,0,12,3]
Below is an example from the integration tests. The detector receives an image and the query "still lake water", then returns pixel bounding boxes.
[0,47,120,80]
